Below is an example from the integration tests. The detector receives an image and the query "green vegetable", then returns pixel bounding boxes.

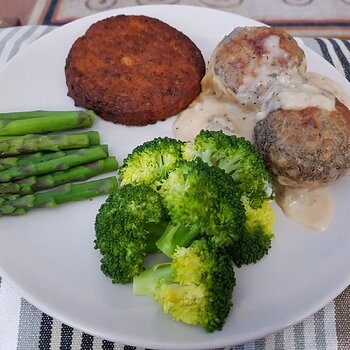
[0,110,94,136]
[91,133,277,333]
[155,222,200,259]
[94,184,169,284]
[0,110,88,120]
[231,197,275,267]
[182,130,272,208]
[0,157,118,195]
[0,131,100,156]
[0,151,67,171]
[133,239,235,333]
[0,147,102,171]
[156,160,245,257]
[118,137,184,189]
[0,176,118,216]
[0,145,109,182]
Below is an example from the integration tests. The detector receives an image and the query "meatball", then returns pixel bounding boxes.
[254,100,350,187]
[203,26,306,106]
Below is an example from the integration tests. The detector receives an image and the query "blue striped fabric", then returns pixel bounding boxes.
[0,26,349,350]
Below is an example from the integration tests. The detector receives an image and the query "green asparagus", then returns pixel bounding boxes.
[0,131,100,156]
[0,129,99,142]
[0,110,90,121]
[0,110,95,136]
[0,157,118,195]
[0,143,106,171]
[0,149,76,171]
[0,145,109,182]
[0,176,118,215]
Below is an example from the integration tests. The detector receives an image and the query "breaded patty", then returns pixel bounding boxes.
[65,15,205,126]
[254,100,350,187]
[203,26,306,106]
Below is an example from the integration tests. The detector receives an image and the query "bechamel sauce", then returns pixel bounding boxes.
[275,185,334,231]
[305,72,350,109]
[173,32,350,231]
[173,93,256,142]
[257,81,336,120]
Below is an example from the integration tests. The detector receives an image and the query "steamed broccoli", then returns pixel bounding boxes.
[118,137,184,189]
[156,160,245,257]
[94,184,168,284]
[133,239,235,333]
[231,197,275,267]
[93,132,276,333]
[182,130,272,208]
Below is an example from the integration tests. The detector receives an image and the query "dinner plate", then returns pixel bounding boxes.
[0,5,350,350]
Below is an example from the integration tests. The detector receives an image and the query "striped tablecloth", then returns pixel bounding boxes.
[0,25,350,350]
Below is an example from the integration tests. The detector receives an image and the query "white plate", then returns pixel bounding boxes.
[0,5,350,350]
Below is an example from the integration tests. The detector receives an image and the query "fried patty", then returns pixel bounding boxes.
[65,15,205,126]
[254,100,350,187]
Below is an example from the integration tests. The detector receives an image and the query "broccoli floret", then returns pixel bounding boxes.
[157,160,245,256]
[133,239,235,333]
[182,130,272,208]
[94,184,168,284]
[118,137,184,189]
[231,197,275,267]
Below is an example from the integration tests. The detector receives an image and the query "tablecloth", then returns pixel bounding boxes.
[0,24,350,350]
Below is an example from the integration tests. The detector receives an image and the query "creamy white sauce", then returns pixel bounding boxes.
[173,32,350,231]
[305,72,350,109]
[257,81,336,120]
[271,83,335,111]
[173,70,342,144]
[173,93,256,142]
[275,185,334,231]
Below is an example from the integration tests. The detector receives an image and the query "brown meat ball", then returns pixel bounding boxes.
[254,100,350,187]
[65,15,205,126]
[203,26,306,105]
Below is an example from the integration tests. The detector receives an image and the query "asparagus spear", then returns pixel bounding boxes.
[0,110,95,136]
[0,157,118,195]
[0,145,109,182]
[0,110,89,121]
[0,195,27,215]
[0,157,22,171]
[0,144,103,171]
[0,130,100,142]
[0,131,100,156]
[0,176,118,215]
[0,150,74,171]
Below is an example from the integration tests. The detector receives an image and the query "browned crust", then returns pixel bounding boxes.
[254,99,350,185]
[65,15,205,126]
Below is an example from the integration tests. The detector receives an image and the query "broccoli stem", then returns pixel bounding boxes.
[0,145,109,182]
[133,263,172,297]
[156,222,201,258]
[0,157,118,195]
[144,221,170,253]
[0,176,118,216]
[0,131,100,156]
[0,110,94,136]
